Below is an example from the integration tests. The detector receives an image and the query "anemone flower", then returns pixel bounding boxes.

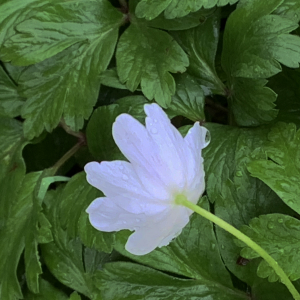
[85,103,209,255]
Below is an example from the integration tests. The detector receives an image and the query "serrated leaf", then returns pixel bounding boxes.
[96,262,247,300]
[146,8,215,31]
[0,172,39,300]
[86,96,148,161]
[100,69,128,90]
[0,0,57,50]
[222,0,300,78]
[236,214,300,282]
[248,122,300,215]
[41,189,100,298]
[25,278,68,300]
[135,0,238,20]
[116,1,188,108]
[56,172,114,253]
[203,123,293,285]
[166,73,205,121]
[274,0,300,22]
[12,1,123,139]
[229,78,278,126]
[222,0,300,126]
[0,117,25,181]
[1,0,124,66]
[268,67,300,127]
[172,12,226,95]
[0,64,24,117]
[115,197,233,288]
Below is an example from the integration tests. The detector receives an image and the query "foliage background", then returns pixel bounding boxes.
[1,0,300,299]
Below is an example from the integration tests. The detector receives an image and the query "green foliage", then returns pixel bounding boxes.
[236,214,300,282]
[1,0,300,299]
[248,122,300,214]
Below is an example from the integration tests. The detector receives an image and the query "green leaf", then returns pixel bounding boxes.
[25,278,68,300]
[86,96,148,161]
[146,8,215,31]
[166,73,205,121]
[116,1,189,108]
[222,0,300,126]
[1,0,124,66]
[0,172,39,300]
[222,0,300,78]
[135,0,238,20]
[96,262,247,300]
[268,67,300,126]
[115,198,233,287]
[68,292,81,300]
[100,69,128,90]
[172,12,226,95]
[13,2,123,139]
[236,214,300,282]
[248,122,300,215]
[41,189,100,298]
[0,64,24,117]
[203,123,293,285]
[0,0,56,50]
[274,0,300,23]
[229,78,278,126]
[57,172,114,253]
[0,117,25,181]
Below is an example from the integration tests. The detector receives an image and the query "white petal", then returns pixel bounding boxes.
[85,161,167,215]
[125,206,191,255]
[144,103,188,191]
[184,123,208,203]
[86,197,150,232]
[112,113,172,200]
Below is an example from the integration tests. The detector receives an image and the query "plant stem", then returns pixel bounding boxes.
[175,197,300,300]
[52,142,83,175]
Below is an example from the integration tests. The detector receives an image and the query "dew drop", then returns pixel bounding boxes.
[221,245,225,249]
[150,128,158,134]
[267,222,274,229]
[236,171,243,177]
[278,218,283,223]
[122,174,129,180]
[287,199,295,206]
[211,243,216,251]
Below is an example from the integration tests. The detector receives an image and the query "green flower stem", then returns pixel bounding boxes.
[175,196,300,300]
[52,142,83,175]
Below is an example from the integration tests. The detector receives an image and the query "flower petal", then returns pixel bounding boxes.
[184,123,208,203]
[85,161,167,215]
[112,113,172,200]
[125,206,191,255]
[86,197,150,232]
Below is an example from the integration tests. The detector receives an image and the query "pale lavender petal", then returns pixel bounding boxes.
[86,197,150,232]
[125,206,191,255]
[85,161,168,215]
[144,103,188,192]
[112,113,172,200]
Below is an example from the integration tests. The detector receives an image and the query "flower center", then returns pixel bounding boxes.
[174,194,188,206]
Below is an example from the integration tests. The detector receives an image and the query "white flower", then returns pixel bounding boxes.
[85,103,209,255]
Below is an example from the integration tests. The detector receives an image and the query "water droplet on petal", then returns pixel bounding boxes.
[122,174,128,180]
[150,128,158,134]
[204,130,211,146]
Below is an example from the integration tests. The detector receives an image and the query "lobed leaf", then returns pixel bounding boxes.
[135,0,238,20]
[236,214,300,282]
[248,122,300,215]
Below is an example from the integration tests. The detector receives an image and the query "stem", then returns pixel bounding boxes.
[60,119,85,139]
[175,197,300,300]
[52,142,82,175]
